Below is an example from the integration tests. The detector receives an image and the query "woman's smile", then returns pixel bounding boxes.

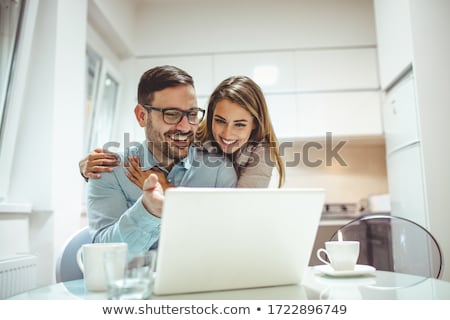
[212,99,255,154]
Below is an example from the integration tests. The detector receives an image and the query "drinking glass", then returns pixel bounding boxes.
[104,250,157,299]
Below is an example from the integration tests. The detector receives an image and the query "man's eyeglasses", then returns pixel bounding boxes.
[143,105,205,125]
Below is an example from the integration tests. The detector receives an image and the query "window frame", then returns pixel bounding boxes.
[0,0,39,201]
[0,0,25,151]
[85,56,121,153]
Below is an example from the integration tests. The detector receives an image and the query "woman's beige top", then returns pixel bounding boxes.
[233,142,274,188]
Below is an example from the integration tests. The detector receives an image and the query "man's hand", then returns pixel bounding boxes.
[141,173,165,217]
[80,148,120,180]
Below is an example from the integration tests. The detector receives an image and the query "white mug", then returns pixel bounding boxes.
[316,241,360,271]
[76,243,127,291]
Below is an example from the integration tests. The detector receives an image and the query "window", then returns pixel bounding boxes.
[88,72,119,151]
[84,47,102,152]
[84,47,120,152]
[0,0,34,201]
[81,48,120,214]
[0,0,24,149]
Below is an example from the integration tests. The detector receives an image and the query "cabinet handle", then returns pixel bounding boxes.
[391,99,397,115]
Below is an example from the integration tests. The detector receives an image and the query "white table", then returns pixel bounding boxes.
[8,267,450,300]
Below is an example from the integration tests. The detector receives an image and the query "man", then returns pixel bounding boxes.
[87,65,237,253]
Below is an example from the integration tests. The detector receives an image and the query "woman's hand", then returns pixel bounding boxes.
[79,148,120,180]
[125,156,151,189]
[126,156,174,191]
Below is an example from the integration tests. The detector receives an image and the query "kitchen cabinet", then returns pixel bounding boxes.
[296,91,382,138]
[135,49,382,139]
[386,142,427,227]
[265,94,298,138]
[213,51,296,93]
[375,1,448,229]
[382,72,419,153]
[264,91,382,140]
[378,48,427,228]
[383,72,426,226]
[294,48,379,91]
[374,0,414,89]
[213,48,381,139]
[374,0,450,280]
[134,45,383,139]
[135,56,214,97]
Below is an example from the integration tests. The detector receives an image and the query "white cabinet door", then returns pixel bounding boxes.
[296,91,382,138]
[135,56,214,96]
[374,0,414,89]
[383,72,420,154]
[267,91,382,140]
[135,49,383,139]
[213,51,296,93]
[265,94,298,139]
[386,143,427,228]
[294,48,379,91]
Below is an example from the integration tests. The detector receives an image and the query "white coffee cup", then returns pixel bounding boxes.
[316,241,360,271]
[76,243,127,291]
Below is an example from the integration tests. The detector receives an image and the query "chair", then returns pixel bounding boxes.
[55,226,92,282]
[329,214,443,279]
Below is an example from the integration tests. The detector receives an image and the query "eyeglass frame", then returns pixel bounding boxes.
[142,104,205,125]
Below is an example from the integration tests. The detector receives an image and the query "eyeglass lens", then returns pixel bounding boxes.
[163,109,204,125]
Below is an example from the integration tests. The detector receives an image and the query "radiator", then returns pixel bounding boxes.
[0,254,37,299]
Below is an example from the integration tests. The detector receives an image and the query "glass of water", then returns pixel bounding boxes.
[104,250,157,300]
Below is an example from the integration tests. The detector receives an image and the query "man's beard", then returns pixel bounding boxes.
[160,139,190,162]
[145,114,194,165]
[146,128,192,165]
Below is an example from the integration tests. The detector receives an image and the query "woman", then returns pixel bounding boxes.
[80,76,285,188]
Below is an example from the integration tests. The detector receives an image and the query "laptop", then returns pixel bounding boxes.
[153,187,325,295]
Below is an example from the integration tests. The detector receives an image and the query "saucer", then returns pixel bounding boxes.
[314,264,376,277]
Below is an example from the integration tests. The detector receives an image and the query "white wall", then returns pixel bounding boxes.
[134,0,376,55]
[88,0,136,58]
[6,0,87,286]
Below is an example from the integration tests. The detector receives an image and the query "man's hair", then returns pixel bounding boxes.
[137,65,194,105]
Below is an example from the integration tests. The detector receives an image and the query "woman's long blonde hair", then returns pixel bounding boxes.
[197,76,285,187]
